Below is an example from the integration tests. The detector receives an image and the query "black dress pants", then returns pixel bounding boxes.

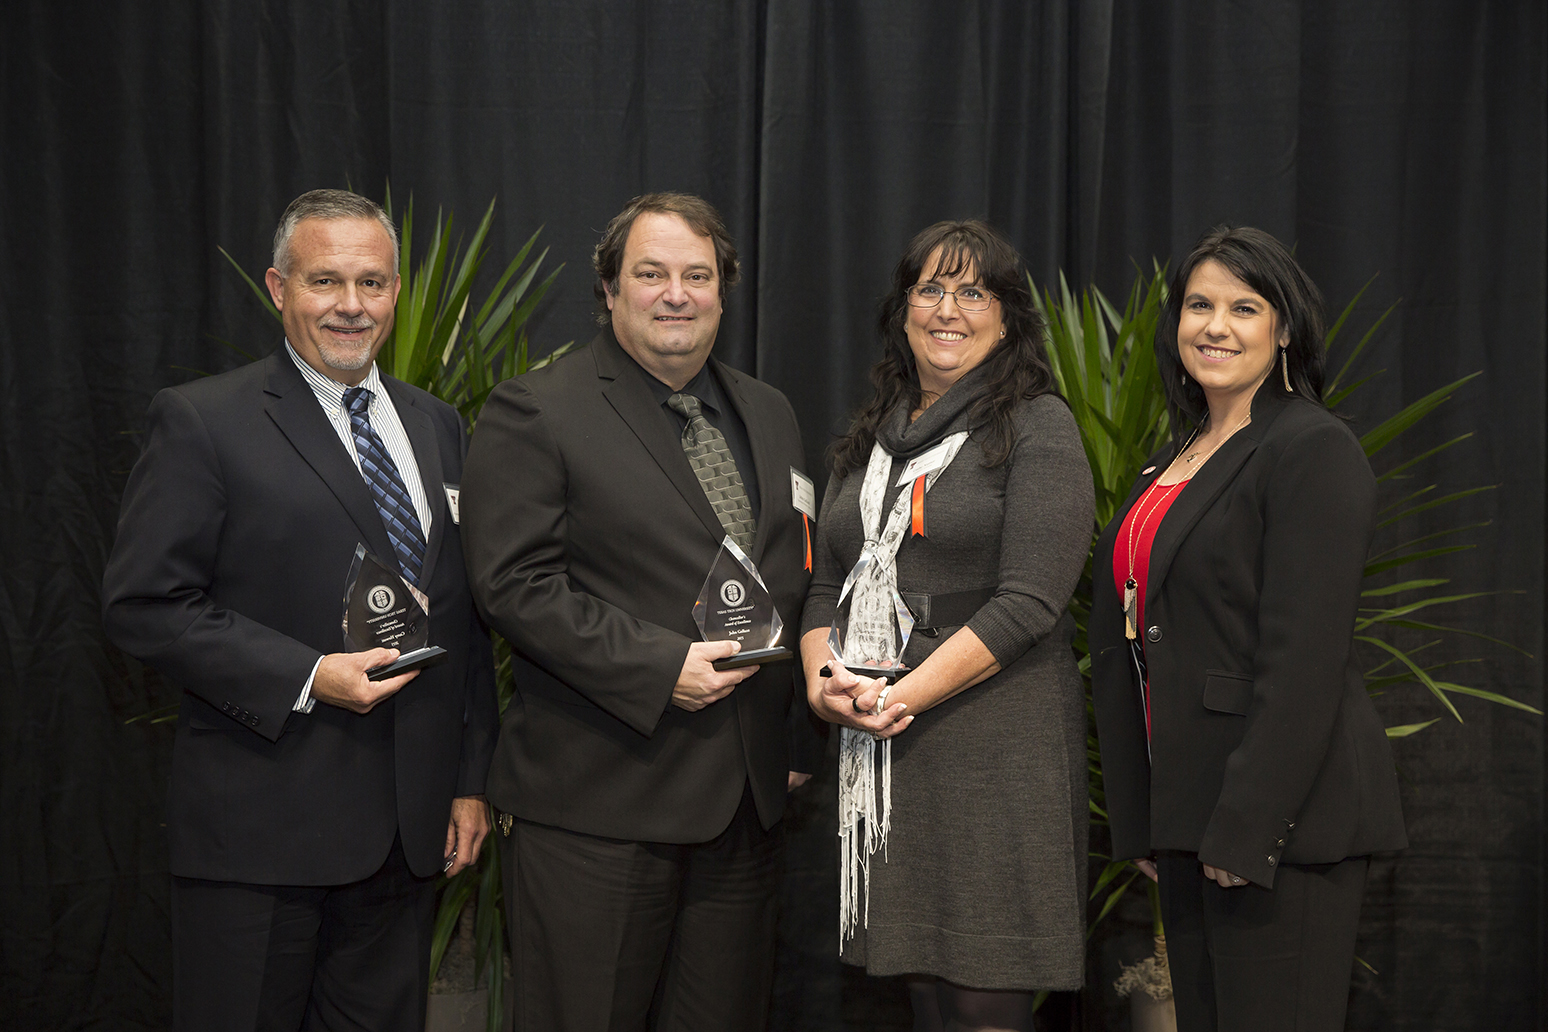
[171,836,437,1032]
[1157,853,1369,1032]
[501,784,783,1032]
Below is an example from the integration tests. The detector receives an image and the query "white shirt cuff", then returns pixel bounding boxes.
[294,656,323,713]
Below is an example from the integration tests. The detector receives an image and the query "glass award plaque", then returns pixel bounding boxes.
[694,537,793,671]
[826,549,914,681]
[341,544,447,681]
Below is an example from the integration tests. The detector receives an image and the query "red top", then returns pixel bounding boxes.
[1112,478,1186,739]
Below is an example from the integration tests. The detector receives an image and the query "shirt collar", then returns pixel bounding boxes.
[285,341,384,410]
[640,359,723,416]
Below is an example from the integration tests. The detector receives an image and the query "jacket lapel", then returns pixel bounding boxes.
[262,353,396,563]
[382,378,447,588]
[1143,386,1295,608]
[593,333,726,544]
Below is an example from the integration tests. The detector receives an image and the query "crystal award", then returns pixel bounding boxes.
[826,547,914,681]
[694,536,793,671]
[342,544,447,680]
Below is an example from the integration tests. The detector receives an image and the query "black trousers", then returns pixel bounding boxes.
[1157,853,1369,1032]
[171,837,437,1032]
[501,784,783,1032]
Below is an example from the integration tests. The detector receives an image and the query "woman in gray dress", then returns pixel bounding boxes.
[800,221,1094,1032]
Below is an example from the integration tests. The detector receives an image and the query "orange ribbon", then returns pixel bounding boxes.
[802,513,813,572]
[910,475,926,537]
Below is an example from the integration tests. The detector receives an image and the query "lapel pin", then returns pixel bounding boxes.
[1141,466,1156,475]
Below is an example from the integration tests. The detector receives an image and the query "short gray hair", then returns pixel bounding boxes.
[272,189,400,277]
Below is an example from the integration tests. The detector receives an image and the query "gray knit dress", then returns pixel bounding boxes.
[801,374,1095,991]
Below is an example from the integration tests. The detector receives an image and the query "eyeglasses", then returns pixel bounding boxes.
[906,284,997,312]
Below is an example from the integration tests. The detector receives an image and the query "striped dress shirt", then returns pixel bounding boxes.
[285,342,435,710]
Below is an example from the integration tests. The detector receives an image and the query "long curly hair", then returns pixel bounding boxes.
[1156,225,1329,439]
[829,220,1056,476]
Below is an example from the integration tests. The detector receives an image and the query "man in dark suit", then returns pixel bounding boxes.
[102,189,498,1032]
[461,193,816,1031]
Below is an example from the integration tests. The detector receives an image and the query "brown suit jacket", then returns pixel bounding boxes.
[461,331,815,842]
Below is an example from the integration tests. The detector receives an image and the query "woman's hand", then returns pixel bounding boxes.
[799,627,912,737]
[818,660,913,737]
[1202,863,1249,888]
[1132,858,1158,882]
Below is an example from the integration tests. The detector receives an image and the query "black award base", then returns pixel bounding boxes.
[367,645,449,681]
[712,646,793,671]
[819,662,910,683]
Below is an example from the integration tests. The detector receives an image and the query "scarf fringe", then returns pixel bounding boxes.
[838,727,890,946]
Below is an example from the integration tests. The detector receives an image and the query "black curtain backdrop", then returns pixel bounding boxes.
[3,2,1543,1029]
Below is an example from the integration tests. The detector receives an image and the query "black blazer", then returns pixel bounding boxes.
[461,331,815,843]
[102,350,499,884]
[1090,384,1406,887]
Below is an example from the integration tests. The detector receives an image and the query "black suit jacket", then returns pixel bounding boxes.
[102,350,499,884]
[461,331,814,843]
[1090,385,1406,888]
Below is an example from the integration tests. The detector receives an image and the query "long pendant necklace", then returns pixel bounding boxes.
[1121,412,1252,639]
[1122,479,1182,640]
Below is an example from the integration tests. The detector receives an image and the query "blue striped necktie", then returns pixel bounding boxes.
[343,387,426,585]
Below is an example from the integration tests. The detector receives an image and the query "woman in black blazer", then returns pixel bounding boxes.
[1089,226,1407,1031]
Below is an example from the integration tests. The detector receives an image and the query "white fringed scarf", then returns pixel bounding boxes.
[836,430,968,945]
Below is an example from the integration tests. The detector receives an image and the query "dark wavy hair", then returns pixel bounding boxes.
[592,192,740,325]
[829,220,1056,476]
[1157,225,1328,439]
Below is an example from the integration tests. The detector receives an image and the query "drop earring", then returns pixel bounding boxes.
[1280,346,1293,392]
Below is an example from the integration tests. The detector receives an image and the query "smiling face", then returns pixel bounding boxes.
[904,247,1005,399]
[1176,259,1286,408]
[264,217,400,386]
[606,211,723,388]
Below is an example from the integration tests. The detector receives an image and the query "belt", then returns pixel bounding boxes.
[900,586,996,632]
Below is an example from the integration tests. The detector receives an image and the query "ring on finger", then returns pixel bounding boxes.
[1231,875,1244,885]
[851,696,864,714]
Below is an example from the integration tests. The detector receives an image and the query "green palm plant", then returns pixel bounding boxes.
[221,190,568,1032]
[1035,265,1538,962]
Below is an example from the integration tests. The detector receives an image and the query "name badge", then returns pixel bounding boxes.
[790,468,816,520]
[443,483,461,525]
[896,439,957,487]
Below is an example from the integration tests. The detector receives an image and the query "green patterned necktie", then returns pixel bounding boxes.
[667,392,757,549]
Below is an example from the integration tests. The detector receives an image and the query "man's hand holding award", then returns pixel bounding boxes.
[342,544,447,680]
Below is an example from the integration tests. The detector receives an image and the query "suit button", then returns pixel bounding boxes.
[1276,838,1286,847]
[1146,626,1162,642]
[1267,856,1277,866]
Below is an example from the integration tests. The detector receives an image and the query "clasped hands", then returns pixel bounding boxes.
[813,659,913,738]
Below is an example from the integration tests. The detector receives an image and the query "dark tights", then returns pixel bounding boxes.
[909,978,1036,1032]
